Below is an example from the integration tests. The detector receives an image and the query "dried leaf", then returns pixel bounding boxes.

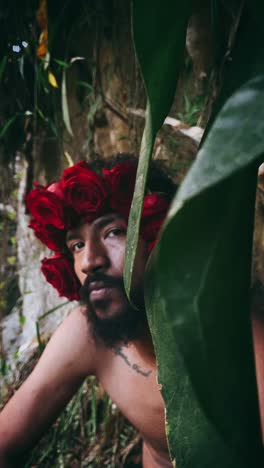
[36,0,48,59]
[48,70,58,89]
[61,69,73,136]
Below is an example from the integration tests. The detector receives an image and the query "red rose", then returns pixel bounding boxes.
[103,162,137,219]
[33,181,46,189]
[26,187,66,229]
[141,194,169,242]
[29,219,65,251]
[62,161,110,220]
[41,254,80,301]
[47,181,65,200]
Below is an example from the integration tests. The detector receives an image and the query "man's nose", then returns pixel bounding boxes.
[80,241,109,276]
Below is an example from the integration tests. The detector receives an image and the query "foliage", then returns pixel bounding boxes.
[0,358,141,468]
[0,0,100,171]
[2,0,264,466]
[0,194,20,317]
[124,0,192,296]
[26,380,141,468]
[0,0,118,318]
[177,94,205,126]
[128,0,264,466]
[147,77,264,466]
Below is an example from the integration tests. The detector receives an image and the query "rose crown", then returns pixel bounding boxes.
[26,160,170,301]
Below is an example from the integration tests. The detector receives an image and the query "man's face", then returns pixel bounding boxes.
[66,213,148,347]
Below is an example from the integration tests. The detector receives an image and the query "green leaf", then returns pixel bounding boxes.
[53,57,71,68]
[205,2,264,138]
[19,314,26,326]
[0,56,8,82]
[36,107,58,137]
[145,75,264,467]
[124,0,192,297]
[0,114,19,140]
[76,80,93,91]
[36,301,69,352]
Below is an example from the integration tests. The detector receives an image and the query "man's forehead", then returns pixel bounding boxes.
[66,213,125,240]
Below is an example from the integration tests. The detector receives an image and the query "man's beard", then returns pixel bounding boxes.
[79,273,147,348]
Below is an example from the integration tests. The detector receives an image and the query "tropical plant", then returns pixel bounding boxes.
[1,0,264,466]
[125,0,264,466]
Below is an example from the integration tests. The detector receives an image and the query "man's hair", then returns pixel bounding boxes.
[90,153,176,202]
[26,154,177,301]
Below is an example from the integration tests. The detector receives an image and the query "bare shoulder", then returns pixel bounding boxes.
[0,306,101,460]
[38,305,100,378]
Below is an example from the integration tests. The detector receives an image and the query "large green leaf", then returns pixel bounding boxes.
[124,0,192,296]
[205,1,264,138]
[145,75,264,467]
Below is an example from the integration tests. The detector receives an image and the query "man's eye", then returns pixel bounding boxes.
[71,241,84,252]
[106,228,126,238]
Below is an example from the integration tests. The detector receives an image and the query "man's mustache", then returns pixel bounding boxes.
[79,272,124,303]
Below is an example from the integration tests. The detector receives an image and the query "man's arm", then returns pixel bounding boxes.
[0,306,97,466]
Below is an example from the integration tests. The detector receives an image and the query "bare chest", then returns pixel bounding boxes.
[96,346,169,454]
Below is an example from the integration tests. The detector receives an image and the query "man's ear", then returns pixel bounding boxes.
[258,162,264,176]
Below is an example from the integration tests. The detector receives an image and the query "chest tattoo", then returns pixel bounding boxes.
[114,346,152,377]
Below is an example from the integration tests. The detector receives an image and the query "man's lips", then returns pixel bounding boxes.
[88,281,108,293]
[79,275,124,305]
[88,281,115,302]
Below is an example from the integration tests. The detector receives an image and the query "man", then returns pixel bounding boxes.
[0,155,176,467]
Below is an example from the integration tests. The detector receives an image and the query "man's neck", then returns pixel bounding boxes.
[130,326,156,366]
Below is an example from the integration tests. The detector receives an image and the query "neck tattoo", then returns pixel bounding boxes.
[114,346,152,378]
